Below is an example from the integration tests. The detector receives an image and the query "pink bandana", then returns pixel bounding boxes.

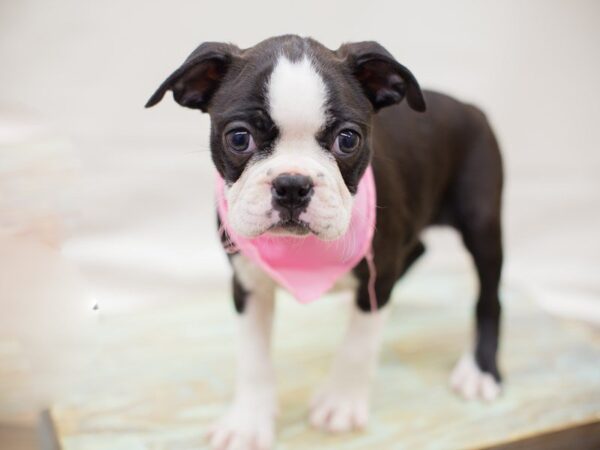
[216,166,377,305]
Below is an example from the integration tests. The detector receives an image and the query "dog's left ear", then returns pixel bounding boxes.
[145,42,240,112]
[337,41,426,113]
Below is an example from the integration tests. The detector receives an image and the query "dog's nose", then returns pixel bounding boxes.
[271,174,314,211]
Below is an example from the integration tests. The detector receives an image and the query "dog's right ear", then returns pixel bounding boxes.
[145,42,240,112]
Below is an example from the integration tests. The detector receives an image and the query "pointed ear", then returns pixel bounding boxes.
[337,41,426,113]
[145,42,240,112]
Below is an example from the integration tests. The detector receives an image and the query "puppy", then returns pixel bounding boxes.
[147,35,503,449]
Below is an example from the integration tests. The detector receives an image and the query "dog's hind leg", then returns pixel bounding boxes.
[448,108,503,401]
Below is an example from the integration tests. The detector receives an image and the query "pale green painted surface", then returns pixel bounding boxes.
[51,272,600,449]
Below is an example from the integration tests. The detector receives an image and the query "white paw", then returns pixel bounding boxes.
[450,353,501,401]
[207,398,276,450]
[309,381,370,433]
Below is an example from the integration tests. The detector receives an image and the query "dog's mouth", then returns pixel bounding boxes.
[268,219,315,237]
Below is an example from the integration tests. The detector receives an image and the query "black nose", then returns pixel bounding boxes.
[271,174,314,211]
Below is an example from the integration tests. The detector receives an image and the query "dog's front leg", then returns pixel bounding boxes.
[208,255,277,450]
[309,283,391,433]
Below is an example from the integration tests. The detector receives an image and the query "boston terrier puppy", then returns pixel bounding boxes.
[147,35,503,450]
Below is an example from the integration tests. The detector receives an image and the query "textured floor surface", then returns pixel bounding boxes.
[45,272,600,450]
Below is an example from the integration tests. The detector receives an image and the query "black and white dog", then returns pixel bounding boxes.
[147,35,503,449]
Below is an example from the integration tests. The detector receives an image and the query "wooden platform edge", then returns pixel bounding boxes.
[482,418,600,450]
[37,410,61,450]
[36,411,600,450]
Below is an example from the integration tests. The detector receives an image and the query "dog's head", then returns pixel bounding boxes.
[147,35,425,240]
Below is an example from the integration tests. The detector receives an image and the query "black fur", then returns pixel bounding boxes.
[232,274,248,314]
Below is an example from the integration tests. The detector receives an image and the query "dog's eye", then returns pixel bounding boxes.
[333,130,361,155]
[226,129,256,153]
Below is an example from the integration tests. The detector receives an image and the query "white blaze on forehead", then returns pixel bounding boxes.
[267,55,328,137]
